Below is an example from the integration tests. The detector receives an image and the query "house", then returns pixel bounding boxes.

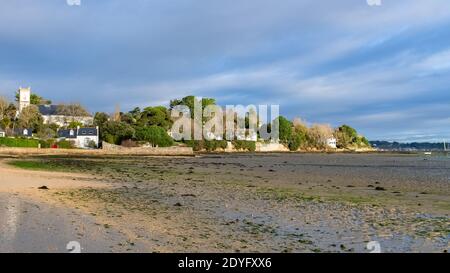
[14,128,33,138]
[326,137,337,149]
[0,128,5,138]
[57,126,99,149]
[18,87,94,127]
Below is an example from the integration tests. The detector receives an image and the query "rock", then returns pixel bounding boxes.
[181,194,197,197]
[174,202,183,207]
[38,186,49,190]
[375,187,386,191]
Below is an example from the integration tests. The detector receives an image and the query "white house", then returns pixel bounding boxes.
[18,87,93,127]
[326,137,337,149]
[57,126,99,149]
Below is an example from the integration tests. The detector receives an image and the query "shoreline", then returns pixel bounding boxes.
[0,146,436,158]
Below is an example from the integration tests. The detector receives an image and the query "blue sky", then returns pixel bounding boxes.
[0,0,449,142]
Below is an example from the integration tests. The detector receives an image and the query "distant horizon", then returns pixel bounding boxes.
[1,1,449,142]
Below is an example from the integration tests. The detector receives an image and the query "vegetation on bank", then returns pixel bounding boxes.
[92,95,370,151]
[0,137,75,149]
[1,93,370,151]
[0,137,40,147]
[276,117,370,151]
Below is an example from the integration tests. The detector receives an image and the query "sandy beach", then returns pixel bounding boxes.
[0,153,448,253]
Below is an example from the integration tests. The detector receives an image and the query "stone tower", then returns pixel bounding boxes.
[18,87,31,113]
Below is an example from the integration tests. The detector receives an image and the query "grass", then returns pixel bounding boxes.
[0,137,39,148]
[256,186,319,203]
[7,160,70,172]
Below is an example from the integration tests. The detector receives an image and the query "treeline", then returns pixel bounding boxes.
[370,141,447,151]
[276,117,369,151]
[94,95,370,151]
[2,92,370,151]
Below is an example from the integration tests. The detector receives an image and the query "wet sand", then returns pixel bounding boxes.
[0,193,142,252]
[0,153,448,253]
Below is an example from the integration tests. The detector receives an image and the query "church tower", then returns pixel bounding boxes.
[18,87,31,113]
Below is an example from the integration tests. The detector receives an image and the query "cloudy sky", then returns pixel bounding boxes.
[0,0,449,142]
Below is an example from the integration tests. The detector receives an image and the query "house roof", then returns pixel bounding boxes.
[58,127,98,139]
[14,128,33,137]
[78,127,98,136]
[58,129,77,139]
[38,105,59,116]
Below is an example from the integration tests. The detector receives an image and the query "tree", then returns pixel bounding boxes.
[17,105,43,130]
[15,92,51,105]
[0,96,8,120]
[56,103,90,117]
[129,107,141,119]
[138,106,172,130]
[291,117,308,150]
[135,126,173,147]
[288,133,302,151]
[94,112,110,127]
[1,103,17,131]
[277,116,292,145]
[101,121,135,145]
[170,96,216,118]
[308,124,333,149]
[335,125,358,148]
[112,104,121,122]
[35,124,57,140]
[68,121,83,129]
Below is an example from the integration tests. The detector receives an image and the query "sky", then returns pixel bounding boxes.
[0,0,449,142]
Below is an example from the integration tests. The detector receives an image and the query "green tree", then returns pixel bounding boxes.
[101,121,135,145]
[67,121,83,129]
[170,96,216,118]
[277,116,293,145]
[138,106,172,130]
[288,133,302,151]
[135,126,173,147]
[15,92,51,105]
[35,124,57,140]
[336,125,358,148]
[94,112,110,127]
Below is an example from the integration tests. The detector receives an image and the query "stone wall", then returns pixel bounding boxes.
[0,144,194,156]
[101,142,193,155]
[255,142,290,152]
